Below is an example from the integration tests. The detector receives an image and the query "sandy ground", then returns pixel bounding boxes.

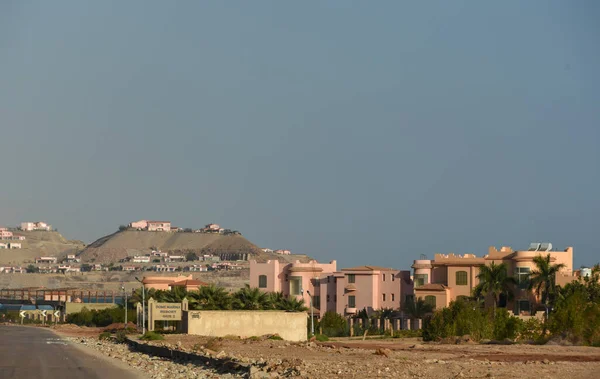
[48,325,600,378]
[156,334,600,378]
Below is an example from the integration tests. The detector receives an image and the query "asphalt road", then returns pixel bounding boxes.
[0,325,144,379]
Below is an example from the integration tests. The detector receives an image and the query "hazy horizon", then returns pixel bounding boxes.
[1,1,599,269]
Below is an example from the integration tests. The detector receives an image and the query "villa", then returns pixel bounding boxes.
[21,222,52,231]
[147,221,171,232]
[36,256,58,264]
[412,243,574,315]
[0,228,13,239]
[142,274,194,290]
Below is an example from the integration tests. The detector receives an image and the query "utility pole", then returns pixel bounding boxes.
[306,290,314,336]
[135,277,146,334]
[121,285,127,327]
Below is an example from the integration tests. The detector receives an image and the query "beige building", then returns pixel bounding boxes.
[412,243,574,315]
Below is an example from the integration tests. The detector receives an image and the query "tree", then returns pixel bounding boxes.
[118,225,128,231]
[232,285,271,310]
[26,264,39,273]
[403,298,433,319]
[269,292,307,312]
[188,284,232,310]
[320,311,348,337]
[185,252,199,262]
[473,262,516,316]
[528,254,566,317]
[80,264,91,272]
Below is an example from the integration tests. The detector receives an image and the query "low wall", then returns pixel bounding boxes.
[186,310,307,341]
[65,302,117,315]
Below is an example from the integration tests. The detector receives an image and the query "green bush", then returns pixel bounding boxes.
[98,332,112,341]
[493,309,523,341]
[320,311,349,337]
[66,306,135,327]
[268,335,283,340]
[314,334,329,342]
[115,330,128,343]
[140,331,164,341]
[423,300,493,342]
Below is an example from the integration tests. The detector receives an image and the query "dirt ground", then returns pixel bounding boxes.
[49,325,600,378]
[156,334,600,378]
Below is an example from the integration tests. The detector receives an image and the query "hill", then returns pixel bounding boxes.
[78,230,276,264]
[0,231,85,265]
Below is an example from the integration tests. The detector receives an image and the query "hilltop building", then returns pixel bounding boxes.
[128,220,172,231]
[21,222,52,231]
[412,243,574,315]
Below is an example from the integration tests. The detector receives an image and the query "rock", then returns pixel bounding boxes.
[374,348,391,357]
[542,359,550,365]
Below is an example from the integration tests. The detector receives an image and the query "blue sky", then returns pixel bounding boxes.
[1,1,599,269]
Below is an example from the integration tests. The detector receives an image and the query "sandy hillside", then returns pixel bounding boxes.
[0,231,85,265]
[78,230,311,264]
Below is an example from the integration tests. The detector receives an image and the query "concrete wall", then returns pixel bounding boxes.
[186,310,307,341]
[65,302,117,315]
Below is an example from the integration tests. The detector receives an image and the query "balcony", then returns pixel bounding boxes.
[345,307,357,314]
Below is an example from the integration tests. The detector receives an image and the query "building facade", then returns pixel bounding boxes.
[412,243,574,315]
[250,260,413,318]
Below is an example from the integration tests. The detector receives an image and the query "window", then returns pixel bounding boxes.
[285,274,288,282]
[313,296,320,307]
[424,295,436,308]
[334,295,337,302]
[258,275,267,288]
[515,300,530,315]
[348,295,356,308]
[382,293,386,302]
[383,274,386,281]
[414,273,428,287]
[392,274,395,281]
[327,294,330,302]
[515,267,531,289]
[392,293,395,302]
[290,276,302,295]
[347,274,355,283]
[456,271,468,286]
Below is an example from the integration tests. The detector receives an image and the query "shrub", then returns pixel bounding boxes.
[98,332,112,341]
[320,311,349,337]
[140,331,164,341]
[422,300,493,342]
[268,334,283,340]
[493,309,523,341]
[314,334,329,342]
[205,337,223,350]
[115,330,128,343]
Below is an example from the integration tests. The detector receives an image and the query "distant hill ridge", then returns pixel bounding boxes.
[0,230,85,265]
[78,230,270,263]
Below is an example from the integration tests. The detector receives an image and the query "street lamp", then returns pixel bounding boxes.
[135,277,146,334]
[121,284,127,328]
[306,289,314,336]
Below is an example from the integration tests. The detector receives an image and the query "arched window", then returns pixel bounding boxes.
[258,275,267,288]
[456,271,468,286]
[424,295,436,308]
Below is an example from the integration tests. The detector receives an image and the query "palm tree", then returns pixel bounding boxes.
[188,284,232,310]
[529,254,566,317]
[474,262,516,316]
[232,285,271,310]
[276,295,308,312]
[403,298,433,319]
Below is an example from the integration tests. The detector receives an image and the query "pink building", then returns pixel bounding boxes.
[250,260,337,315]
[147,221,171,232]
[319,266,410,317]
[412,243,574,315]
[250,260,412,318]
[130,220,148,229]
[21,222,52,231]
[142,274,193,290]
[0,228,13,239]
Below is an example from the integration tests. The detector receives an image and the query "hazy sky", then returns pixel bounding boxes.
[1,1,599,269]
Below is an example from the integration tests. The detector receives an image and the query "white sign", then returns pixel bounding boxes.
[19,311,25,318]
[54,310,60,317]
[41,310,47,317]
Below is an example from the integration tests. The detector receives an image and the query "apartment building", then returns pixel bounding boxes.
[412,243,574,315]
[21,222,52,231]
[250,260,412,318]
